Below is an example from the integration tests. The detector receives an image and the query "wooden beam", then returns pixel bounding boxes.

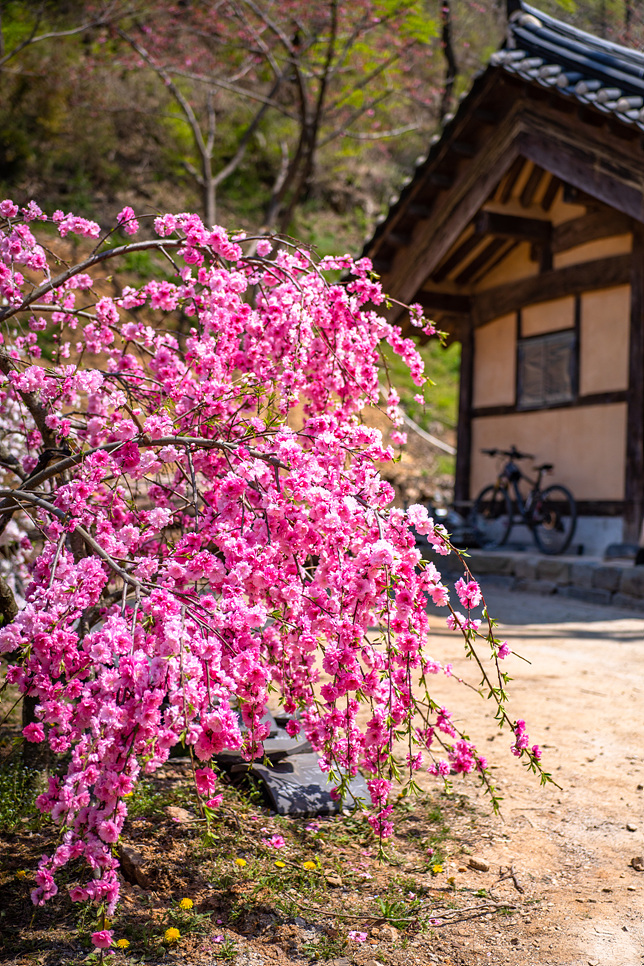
[625,223,644,542]
[475,210,551,242]
[451,140,476,157]
[475,253,632,325]
[472,390,628,418]
[498,155,525,204]
[520,164,545,208]
[428,171,454,188]
[472,107,498,124]
[407,203,432,219]
[518,118,644,221]
[551,209,632,254]
[454,322,474,506]
[540,174,560,212]
[417,291,472,314]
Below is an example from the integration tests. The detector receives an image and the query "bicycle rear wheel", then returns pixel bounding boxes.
[531,485,577,555]
[471,485,513,549]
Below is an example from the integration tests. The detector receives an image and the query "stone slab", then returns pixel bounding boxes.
[612,592,644,613]
[536,559,571,584]
[513,578,557,595]
[591,566,622,593]
[560,586,613,606]
[618,570,644,599]
[467,552,516,576]
[513,557,539,580]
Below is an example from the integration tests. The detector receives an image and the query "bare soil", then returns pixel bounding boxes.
[1,585,643,966]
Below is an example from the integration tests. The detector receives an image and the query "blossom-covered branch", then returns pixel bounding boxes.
[0,200,545,939]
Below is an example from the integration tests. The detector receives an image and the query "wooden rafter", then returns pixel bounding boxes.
[540,174,560,211]
[498,155,526,204]
[433,231,482,283]
[454,237,508,285]
[520,163,545,208]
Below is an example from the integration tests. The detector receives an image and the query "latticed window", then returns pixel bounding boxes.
[517,330,576,410]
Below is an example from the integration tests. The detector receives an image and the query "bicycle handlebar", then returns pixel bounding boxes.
[481,445,535,461]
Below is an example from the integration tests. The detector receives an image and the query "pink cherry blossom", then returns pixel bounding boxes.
[0,199,541,918]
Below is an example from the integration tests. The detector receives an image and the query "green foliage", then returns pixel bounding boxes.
[381,337,460,432]
[302,934,348,961]
[374,894,422,928]
[0,759,45,831]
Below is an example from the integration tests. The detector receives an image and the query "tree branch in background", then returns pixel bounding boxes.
[439,0,458,125]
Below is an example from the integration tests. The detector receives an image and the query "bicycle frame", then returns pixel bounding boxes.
[495,461,548,528]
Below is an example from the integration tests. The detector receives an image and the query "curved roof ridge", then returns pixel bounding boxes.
[516,2,644,86]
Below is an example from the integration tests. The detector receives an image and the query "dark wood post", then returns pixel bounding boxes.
[625,223,644,543]
[454,319,474,509]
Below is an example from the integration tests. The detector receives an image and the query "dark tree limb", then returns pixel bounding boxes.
[439,0,459,125]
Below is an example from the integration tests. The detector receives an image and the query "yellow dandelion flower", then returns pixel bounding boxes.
[179,898,193,910]
[432,863,443,875]
[274,861,286,869]
[15,870,27,879]
[302,861,316,870]
[235,857,247,868]
[116,938,130,949]
[165,927,181,943]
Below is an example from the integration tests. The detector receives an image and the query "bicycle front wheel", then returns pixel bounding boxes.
[471,485,513,549]
[531,485,577,555]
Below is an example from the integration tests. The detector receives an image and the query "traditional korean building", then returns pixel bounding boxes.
[364,1,644,554]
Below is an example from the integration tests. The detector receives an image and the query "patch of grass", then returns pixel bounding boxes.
[302,933,347,962]
[0,759,46,831]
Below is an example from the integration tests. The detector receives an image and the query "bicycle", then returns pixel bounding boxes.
[471,446,577,555]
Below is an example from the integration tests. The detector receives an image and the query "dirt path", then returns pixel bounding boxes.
[421,583,644,966]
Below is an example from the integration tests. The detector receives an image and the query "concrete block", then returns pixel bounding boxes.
[617,569,644,599]
[570,562,598,589]
[591,565,623,593]
[536,559,571,585]
[513,578,557,596]
[560,586,612,606]
[612,592,644,613]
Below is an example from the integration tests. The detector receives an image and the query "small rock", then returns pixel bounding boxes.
[510,937,520,946]
[623,925,629,932]
[117,844,152,889]
[370,927,380,938]
[164,805,193,823]
[458,866,468,872]
[468,857,490,872]
[378,925,399,942]
[325,874,343,888]
[627,823,638,832]
[364,960,380,966]
[628,885,637,891]
[588,960,599,966]
[637,784,643,791]
[631,856,644,872]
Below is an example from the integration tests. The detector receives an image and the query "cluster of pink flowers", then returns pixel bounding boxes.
[0,200,542,915]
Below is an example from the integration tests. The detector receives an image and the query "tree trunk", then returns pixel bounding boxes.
[439,0,458,125]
